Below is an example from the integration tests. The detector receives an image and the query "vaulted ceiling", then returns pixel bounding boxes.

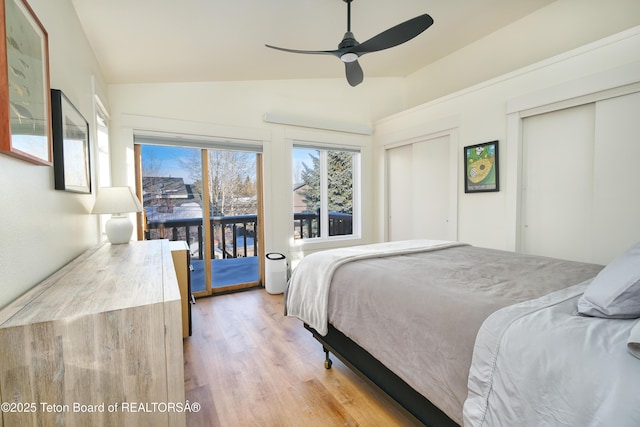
[71,0,555,85]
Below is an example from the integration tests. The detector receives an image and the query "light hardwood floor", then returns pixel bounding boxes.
[183,289,421,426]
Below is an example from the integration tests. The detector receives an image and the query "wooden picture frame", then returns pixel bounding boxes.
[0,0,52,165]
[464,140,499,193]
[51,89,91,193]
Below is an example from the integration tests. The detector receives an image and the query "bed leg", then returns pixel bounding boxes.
[322,346,333,369]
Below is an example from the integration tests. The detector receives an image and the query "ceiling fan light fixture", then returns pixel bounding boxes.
[340,52,358,63]
[264,0,433,87]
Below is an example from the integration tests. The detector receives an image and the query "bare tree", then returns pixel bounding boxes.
[142,150,163,176]
[178,151,203,194]
[144,147,256,216]
[208,150,256,216]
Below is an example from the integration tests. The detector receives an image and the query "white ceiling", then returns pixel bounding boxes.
[71,0,555,85]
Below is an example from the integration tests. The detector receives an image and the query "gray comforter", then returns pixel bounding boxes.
[325,245,603,425]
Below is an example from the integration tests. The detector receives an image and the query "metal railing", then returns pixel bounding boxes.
[145,211,354,257]
[293,210,353,239]
[145,214,258,260]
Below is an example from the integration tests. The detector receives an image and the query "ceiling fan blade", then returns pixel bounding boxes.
[351,14,433,55]
[265,44,340,57]
[265,7,433,88]
[345,60,363,87]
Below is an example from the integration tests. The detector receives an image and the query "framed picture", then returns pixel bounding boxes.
[464,140,499,193]
[51,89,91,193]
[0,0,52,165]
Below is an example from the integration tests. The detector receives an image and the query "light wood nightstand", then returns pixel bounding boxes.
[170,240,192,338]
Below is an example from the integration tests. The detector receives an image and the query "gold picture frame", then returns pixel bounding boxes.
[0,0,52,165]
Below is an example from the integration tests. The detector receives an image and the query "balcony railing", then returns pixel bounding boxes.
[145,214,258,260]
[146,211,353,259]
[294,211,353,239]
[146,212,352,291]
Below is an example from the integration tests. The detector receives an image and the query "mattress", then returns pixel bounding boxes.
[320,244,603,424]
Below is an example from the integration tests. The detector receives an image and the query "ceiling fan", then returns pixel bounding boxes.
[265,0,434,87]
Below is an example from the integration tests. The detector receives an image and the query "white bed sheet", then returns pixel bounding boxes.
[464,281,640,427]
[285,239,460,335]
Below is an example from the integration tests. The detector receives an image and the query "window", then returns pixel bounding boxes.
[94,96,111,237]
[96,109,110,186]
[293,144,360,240]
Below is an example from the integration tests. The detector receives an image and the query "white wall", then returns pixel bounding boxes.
[373,27,640,261]
[405,0,640,108]
[0,0,108,308]
[107,79,404,264]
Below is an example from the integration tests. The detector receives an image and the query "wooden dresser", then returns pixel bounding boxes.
[0,240,186,427]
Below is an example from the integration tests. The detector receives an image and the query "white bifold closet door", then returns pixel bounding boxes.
[521,91,640,264]
[387,135,452,242]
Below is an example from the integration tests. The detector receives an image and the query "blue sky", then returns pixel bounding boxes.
[142,144,316,185]
[141,145,199,183]
[292,147,317,183]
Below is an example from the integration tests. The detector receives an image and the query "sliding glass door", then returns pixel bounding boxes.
[135,141,263,297]
[205,148,261,294]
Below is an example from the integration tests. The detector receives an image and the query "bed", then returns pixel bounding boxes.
[285,240,640,426]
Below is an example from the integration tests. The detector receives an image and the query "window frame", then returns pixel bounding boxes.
[93,93,112,239]
[292,141,361,244]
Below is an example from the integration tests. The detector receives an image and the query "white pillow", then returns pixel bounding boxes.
[577,241,640,318]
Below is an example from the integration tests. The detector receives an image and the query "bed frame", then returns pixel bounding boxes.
[304,323,460,427]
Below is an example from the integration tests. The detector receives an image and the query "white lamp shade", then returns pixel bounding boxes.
[92,186,143,215]
[92,187,143,244]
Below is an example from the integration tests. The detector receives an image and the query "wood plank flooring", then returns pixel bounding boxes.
[183,289,421,426]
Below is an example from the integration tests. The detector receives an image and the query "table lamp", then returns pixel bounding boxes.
[92,186,144,244]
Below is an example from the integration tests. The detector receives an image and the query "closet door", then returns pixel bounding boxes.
[521,104,596,262]
[591,91,640,262]
[387,135,452,242]
[521,91,640,264]
[387,144,413,241]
